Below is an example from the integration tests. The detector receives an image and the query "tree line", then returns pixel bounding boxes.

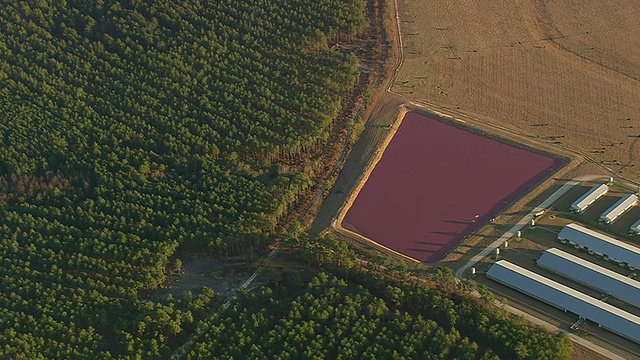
[186,234,573,359]
[0,0,366,357]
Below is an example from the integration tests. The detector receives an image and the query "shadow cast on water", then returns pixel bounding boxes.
[407,248,436,253]
[414,240,450,246]
[429,231,461,236]
[442,219,473,225]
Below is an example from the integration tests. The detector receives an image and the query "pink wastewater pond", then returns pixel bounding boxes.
[342,112,563,262]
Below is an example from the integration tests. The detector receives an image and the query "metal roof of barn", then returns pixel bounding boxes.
[571,184,609,212]
[537,248,640,308]
[600,194,638,224]
[487,260,640,344]
[557,224,640,269]
[631,219,640,235]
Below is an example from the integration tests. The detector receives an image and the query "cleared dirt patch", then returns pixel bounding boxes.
[153,258,253,300]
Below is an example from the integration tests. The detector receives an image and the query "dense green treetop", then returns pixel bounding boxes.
[0,1,571,359]
[0,0,366,357]
[186,246,573,360]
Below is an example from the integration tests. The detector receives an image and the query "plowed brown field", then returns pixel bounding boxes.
[394,0,640,182]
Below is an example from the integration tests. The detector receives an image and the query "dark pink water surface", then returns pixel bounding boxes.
[343,112,562,262]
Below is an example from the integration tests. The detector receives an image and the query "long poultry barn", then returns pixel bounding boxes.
[570,183,609,213]
[599,193,638,224]
[631,219,640,236]
[557,223,640,270]
[487,260,640,345]
[537,248,640,308]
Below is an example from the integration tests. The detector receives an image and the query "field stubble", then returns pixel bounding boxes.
[395,0,640,182]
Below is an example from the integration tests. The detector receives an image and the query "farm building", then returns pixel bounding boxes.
[631,219,640,236]
[557,223,640,270]
[570,183,609,213]
[537,248,640,308]
[599,193,638,224]
[487,260,640,345]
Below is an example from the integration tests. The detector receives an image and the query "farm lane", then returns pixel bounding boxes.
[454,174,604,280]
[504,304,628,360]
[451,174,640,360]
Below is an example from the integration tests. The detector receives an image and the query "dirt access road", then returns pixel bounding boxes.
[308,0,407,236]
[453,174,640,359]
